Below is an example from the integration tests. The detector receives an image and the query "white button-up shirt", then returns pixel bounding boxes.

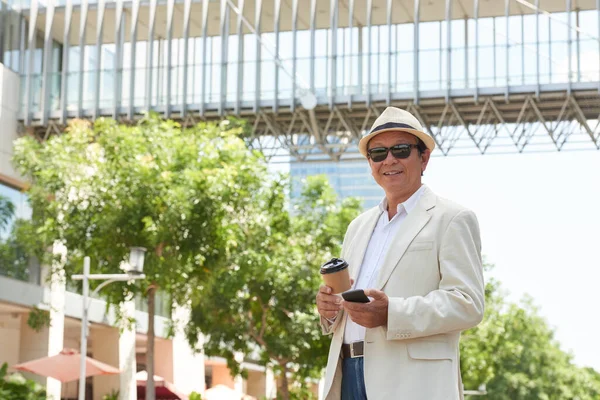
[343,185,426,344]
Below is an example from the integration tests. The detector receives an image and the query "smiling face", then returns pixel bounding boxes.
[367,131,431,204]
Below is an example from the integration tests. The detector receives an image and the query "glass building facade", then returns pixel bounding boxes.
[0,182,39,284]
[290,159,383,210]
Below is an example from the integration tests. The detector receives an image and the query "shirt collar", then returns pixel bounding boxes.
[378,184,427,215]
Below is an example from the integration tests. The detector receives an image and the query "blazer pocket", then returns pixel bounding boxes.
[407,241,433,252]
[407,340,454,360]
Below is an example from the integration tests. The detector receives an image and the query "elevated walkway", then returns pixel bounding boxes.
[5,0,599,160]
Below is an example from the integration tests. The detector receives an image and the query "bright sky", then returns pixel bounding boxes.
[425,150,600,372]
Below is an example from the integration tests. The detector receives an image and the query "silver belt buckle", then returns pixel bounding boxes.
[350,343,359,358]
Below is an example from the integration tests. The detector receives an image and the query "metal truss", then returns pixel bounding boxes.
[242,90,600,162]
[27,89,600,163]
[14,0,600,164]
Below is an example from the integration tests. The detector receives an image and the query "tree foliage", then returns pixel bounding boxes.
[12,114,267,305]
[460,264,600,399]
[0,363,46,400]
[186,175,362,399]
[12,115,270,399]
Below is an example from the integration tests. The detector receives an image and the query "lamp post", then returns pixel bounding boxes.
[71,247,147,400]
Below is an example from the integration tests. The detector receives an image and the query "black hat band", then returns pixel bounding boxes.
[371,122,417,134]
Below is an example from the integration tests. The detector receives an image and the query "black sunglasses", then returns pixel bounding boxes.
[367,144,419,162]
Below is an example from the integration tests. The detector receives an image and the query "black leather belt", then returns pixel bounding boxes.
[342,341,364,358]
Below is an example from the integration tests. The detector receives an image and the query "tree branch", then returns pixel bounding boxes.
[247,308,281,364]
[257,298,270,340]
[155,242,165,257]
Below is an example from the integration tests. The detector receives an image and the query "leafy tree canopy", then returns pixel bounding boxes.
[13,114,278,400]
[0,363,46,400]
[186,175,362,399]
[12,115,266,305]
[460,264,600,399]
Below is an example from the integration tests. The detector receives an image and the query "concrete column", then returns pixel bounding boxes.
[0,63,20,181]
[241,377,248,395]
[234,374,244,393]
[92,326,120,400]
[119,299,137,400]
[265,367,277,400]
[234,352,244,393]
[171,304,205,395]
[45,241,67,400]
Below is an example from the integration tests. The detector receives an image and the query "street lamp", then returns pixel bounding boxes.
[71,247,147,400]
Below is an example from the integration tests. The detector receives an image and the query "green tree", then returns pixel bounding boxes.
[12,115,269,400]
[0,363,46,400]
[460,264,600,399]
[186,175,362,400]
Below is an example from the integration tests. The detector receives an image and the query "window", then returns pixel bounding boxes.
[0,182,40,284]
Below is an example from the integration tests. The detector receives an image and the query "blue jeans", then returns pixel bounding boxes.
[341,357,368,400]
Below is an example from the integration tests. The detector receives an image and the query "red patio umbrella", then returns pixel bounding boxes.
[12,348,120,383]
[135,370,188,400]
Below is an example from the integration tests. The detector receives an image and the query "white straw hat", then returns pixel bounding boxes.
[358,107,436,157]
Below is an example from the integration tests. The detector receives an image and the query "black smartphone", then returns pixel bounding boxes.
[341,289,370,303]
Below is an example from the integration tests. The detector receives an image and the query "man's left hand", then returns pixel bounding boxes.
[342,289,389,328]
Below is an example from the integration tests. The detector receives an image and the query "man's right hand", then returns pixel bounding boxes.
[316,284,343,320]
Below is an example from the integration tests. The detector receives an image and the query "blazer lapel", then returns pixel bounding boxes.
[375,187,437,290]
[348,207,382,282]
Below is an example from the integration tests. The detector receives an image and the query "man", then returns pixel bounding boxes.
[316,107,485,400]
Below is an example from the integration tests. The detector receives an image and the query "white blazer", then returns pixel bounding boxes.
[321,186,485,400]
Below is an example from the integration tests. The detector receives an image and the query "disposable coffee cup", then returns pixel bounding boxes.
[320,258,351,294]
